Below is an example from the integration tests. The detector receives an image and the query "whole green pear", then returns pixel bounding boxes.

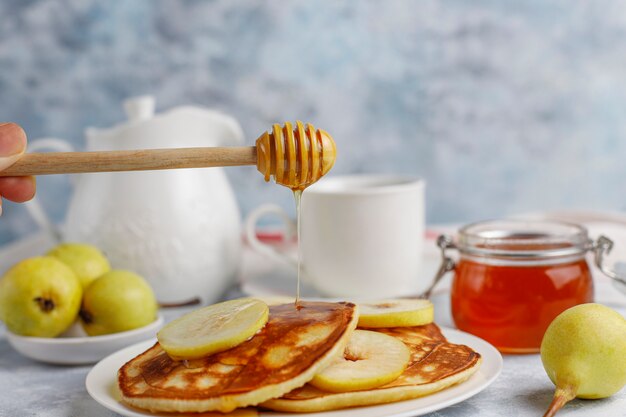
[540,303,626,417]
[47,243,110,289]
[0,256,82,337]
[79,270,157,336]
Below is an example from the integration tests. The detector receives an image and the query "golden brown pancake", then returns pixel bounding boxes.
[118,301,358,413]
[262,323,482,412]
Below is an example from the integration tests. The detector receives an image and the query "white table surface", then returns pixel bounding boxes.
[1,230,625,417]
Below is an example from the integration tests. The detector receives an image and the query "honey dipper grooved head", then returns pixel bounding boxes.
[256,121,336,189]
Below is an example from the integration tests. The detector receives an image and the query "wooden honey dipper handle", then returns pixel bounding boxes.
[0,122,336,189]
[0,147,258,177]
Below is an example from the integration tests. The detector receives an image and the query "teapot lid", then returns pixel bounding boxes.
[123,96,155,123]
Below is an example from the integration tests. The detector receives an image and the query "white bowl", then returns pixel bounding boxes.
[6,314,164,365]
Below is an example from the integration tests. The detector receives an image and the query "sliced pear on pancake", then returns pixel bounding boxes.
[311,330,410,392]
[157,298,269,360]
[358,299,434,328]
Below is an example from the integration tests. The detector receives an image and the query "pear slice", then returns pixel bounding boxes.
[157,299,269,360]
[310,330,410,392]
[358,299,434,328]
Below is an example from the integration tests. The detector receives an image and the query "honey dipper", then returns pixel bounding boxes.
[0,121,336,189]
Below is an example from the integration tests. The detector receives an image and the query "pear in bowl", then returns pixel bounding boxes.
[0,256,82,337]
[47,243,111,289]
[79,270,158,336]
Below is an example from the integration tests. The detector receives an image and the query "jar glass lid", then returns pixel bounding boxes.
[457,219,590,259]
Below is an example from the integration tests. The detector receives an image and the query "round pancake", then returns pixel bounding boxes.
[262,323,482,412]
[118,301,358,413]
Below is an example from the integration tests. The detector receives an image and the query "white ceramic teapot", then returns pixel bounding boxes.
[25,96,244,304]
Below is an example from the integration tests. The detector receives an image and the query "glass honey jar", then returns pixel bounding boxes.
[425,220,624,354]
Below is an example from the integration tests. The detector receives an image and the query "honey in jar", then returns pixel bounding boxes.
[444,220,594,353]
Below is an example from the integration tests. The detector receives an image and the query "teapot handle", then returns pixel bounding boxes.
[22,138,75,242]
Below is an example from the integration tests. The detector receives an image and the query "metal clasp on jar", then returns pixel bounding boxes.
[589,236,626,295]
[420,235,457,299]
[420,234,626,299]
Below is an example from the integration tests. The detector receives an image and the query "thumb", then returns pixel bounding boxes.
[0,123,27,171]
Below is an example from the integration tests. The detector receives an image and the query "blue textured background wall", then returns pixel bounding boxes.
[2,0,626,245]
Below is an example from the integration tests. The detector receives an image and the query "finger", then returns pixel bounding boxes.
[0,176,36,203]
[0,122,27,171]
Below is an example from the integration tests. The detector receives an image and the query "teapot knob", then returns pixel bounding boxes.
[124,95,155,122]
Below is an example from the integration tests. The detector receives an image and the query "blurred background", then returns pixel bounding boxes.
[2,0,626,245]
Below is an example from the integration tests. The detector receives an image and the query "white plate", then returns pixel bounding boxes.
[7,314,164,365]
[86,327,502,417]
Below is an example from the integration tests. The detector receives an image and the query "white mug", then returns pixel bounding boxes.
[245,175,425,299]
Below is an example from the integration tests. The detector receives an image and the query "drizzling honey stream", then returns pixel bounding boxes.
[255,121,337,305]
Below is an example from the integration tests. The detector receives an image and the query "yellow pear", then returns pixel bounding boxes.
[0,257,82,337]
[47,243,110,289]
[540,303,626,417]
[79,270,157,336]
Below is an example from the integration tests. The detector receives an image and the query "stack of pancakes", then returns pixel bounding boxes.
[118,301,481,413]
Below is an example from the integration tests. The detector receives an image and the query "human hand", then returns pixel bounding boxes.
[0,123,36,215]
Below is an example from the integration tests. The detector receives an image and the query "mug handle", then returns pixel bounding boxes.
[245,204,297,268]
[22,138,75,242]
